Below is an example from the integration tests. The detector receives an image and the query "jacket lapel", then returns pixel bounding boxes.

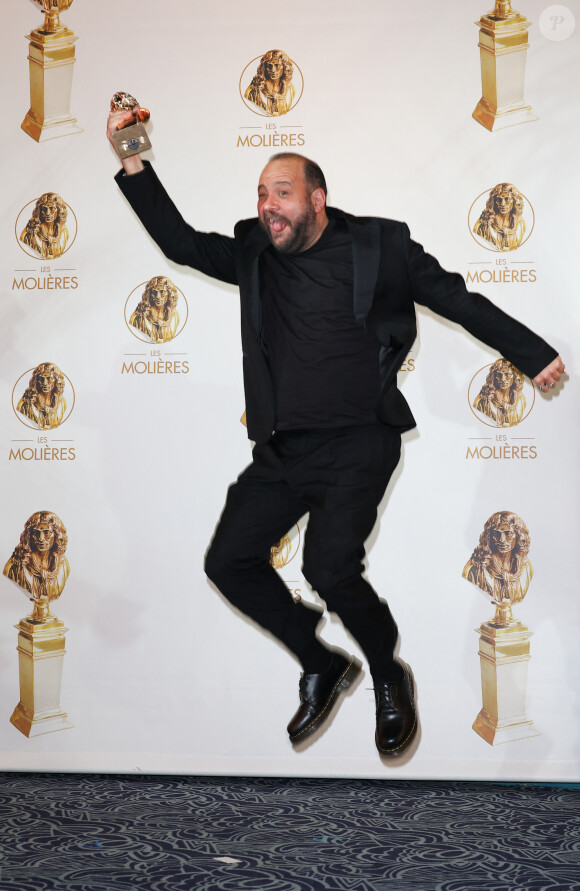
[326,208,381,323]
[346,216,381,323]
[240,223,270,337]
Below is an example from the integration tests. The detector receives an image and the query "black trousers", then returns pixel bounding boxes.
[204,424,402,682]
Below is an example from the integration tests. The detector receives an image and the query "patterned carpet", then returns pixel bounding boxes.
[0,773,578,890]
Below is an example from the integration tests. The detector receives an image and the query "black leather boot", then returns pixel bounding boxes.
[287,652,362,742]
[374,660,417,756]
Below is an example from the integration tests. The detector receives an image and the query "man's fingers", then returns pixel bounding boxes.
[106,109,136,140]
[537,375,562,391]
[533,355,566,391]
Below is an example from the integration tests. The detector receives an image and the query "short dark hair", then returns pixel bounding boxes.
[269,152,327,197]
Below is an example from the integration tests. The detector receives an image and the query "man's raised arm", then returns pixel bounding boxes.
[107,109,237,285]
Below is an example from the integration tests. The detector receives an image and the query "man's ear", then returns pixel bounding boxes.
[310,188,326,214]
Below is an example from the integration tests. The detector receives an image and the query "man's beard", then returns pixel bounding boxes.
[260,204,317,254]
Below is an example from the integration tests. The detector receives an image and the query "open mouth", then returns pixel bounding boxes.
[266,215,289,234]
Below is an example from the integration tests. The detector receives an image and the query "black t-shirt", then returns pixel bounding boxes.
[260,218,382,430]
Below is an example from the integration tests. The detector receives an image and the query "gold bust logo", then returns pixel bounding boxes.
[240,49,303,117]
[269,524,301,570]
[468,359,535,428]
[12,363,74,430]
[3,510,70,620]
[124,277,188,343]
[462,510,533,617]
[468,183,534,252]
[16,193,77,260]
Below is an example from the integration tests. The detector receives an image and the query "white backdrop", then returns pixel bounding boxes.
[0,0,578,779]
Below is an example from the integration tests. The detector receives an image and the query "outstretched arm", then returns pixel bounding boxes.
[403,226,564,388]
[107,110,237,285]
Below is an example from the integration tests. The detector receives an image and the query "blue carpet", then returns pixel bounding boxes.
[0,774,578,890]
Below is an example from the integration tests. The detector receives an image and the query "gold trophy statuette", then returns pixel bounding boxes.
[111,92,152,159]
[462,511,540,745]
[472,1,538,131]
[21,0,82,142]
[3,511,73,736]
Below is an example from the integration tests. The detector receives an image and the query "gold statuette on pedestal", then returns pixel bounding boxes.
[3,511,73,736]
[21,0,82,142]
[472,1,538,131]
[462,511,540,745]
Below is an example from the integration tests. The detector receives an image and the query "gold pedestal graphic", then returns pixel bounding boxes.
[3,510,73,737]
[472,1,538,131]
[21,2,82,142]
[11,605,73,737]
[462,511,538,746]
[473,602,539,745]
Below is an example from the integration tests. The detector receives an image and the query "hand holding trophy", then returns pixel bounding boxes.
[108,92,151,161]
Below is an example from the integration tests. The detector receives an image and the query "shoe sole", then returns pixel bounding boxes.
[375,665,418,757]
[289,657,362,743]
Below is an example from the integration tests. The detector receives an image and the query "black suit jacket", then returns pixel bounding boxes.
[116,163,557,444]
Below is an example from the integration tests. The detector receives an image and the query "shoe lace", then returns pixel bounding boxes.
[375,683,397,712]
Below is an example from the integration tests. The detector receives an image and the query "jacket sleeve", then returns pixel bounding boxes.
[115,162,238,285]
[402,225,558,378]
